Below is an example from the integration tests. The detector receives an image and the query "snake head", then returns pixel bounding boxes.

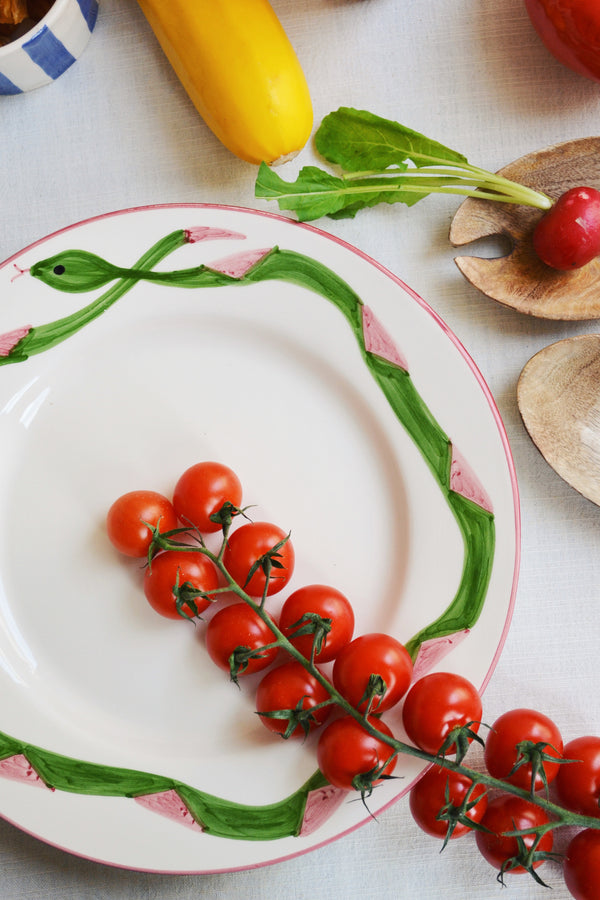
[30,250,119,293]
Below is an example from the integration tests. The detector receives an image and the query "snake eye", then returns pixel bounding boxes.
[53,264,66,275]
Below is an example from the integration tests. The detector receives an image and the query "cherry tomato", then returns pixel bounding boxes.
[255,661,331,738]
[402,673,482,756]
[524,0,600,83]
[317,715,397,792]
[106,490,178,558]
[279,584,355,663]
[533,187,600,270]
[564,828,600,900]
[555,736,600,817]
[409,765,488,840]
[223,521,295,597]
[484,708,563,792]
[143,550,219,619]
[476,794,553,874]
[172,461,243,533]
[332,633,412,713]
[205,602,279,676]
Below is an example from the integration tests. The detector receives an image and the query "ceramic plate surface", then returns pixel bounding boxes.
[0,205,519,872]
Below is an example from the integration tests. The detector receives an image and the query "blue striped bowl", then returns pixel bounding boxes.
[0,0,98,94]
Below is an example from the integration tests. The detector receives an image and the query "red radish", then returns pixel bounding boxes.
[533,186,600,271]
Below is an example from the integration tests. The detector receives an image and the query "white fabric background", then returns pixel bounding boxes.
[2,0,600,896]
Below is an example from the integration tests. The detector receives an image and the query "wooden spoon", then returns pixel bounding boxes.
[449,137,600,320]
[517,334,600,505]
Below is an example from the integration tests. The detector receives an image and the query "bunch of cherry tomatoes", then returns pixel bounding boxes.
[106,461,600,899]
[105,460,413,787]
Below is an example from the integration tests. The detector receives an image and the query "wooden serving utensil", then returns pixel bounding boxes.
[517,334,600,505]
[449,137,600,320]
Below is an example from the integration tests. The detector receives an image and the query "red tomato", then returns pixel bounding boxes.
[317,715,397,792]
[564,828,600,900]
[255,661,331,738]
[223,521,294,597]
[106,490,178,558]
[555,736,600,817]
[402,673,482,756]
[484,708,563,792]
[533,187,600,270]
[205,602,279,676]
[332,633,413,713]
[476,794,553,874]
[143,550,219,619]
[524,0,600,83]
[173,461,242,533]
[279,584,355,663]
[409,765,488,840]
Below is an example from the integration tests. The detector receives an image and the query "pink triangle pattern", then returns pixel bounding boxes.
[449,446,493,513]
[208,248,272,278]
[411,629,471,682]
[298,783,347,836]
[184,227,246,244]
[134,789,203,831]
[0,325,31,357]
[362,306,408,370]
[0,753,49,788]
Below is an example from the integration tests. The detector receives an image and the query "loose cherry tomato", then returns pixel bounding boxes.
[533,187,600,270]
[476,794,553,874]
[317,715,397,792]
[332,633,413,713]
[279,584,355,663]
[172,461,242,533]
[223,521,295,597]
[106,490,178,558]
[524,0,600,83]
[484,708,563,792]
[555,736,600,817]
[409,765,488,840]
[205,602,279,677]
[564,828,600,900]
[402,673,482,756]
[143,550,219,619]
[255,660,331,738]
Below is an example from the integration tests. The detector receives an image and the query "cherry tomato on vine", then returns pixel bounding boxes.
[317,715,397,792]
[524,0,600,83]
[143,550,219,620]
[484,708,563,792]
[555,736,600,818]
[255,661,331,738]
[563,828,600,900]
[475,794,553,875]
[533,187,600,271]
[205,602,279,677]
[332,633,413,713]
[223,521,294,597]
[409,765,488,840]
[279,584,355,663]
[172,461,243,533]
[106,490,178,558]
[402,672,482,756]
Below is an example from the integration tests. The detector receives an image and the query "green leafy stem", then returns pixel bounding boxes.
[255,107,553,222]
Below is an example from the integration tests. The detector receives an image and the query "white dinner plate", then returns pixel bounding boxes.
[0,204,519,872]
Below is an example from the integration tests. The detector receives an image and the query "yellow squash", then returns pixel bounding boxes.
[136,0,313,165]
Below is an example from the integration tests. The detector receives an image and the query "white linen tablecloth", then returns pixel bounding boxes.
[2,1,600,897]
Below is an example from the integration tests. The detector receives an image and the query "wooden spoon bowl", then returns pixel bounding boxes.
[449,137,600,320]
[517,334,600,505]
